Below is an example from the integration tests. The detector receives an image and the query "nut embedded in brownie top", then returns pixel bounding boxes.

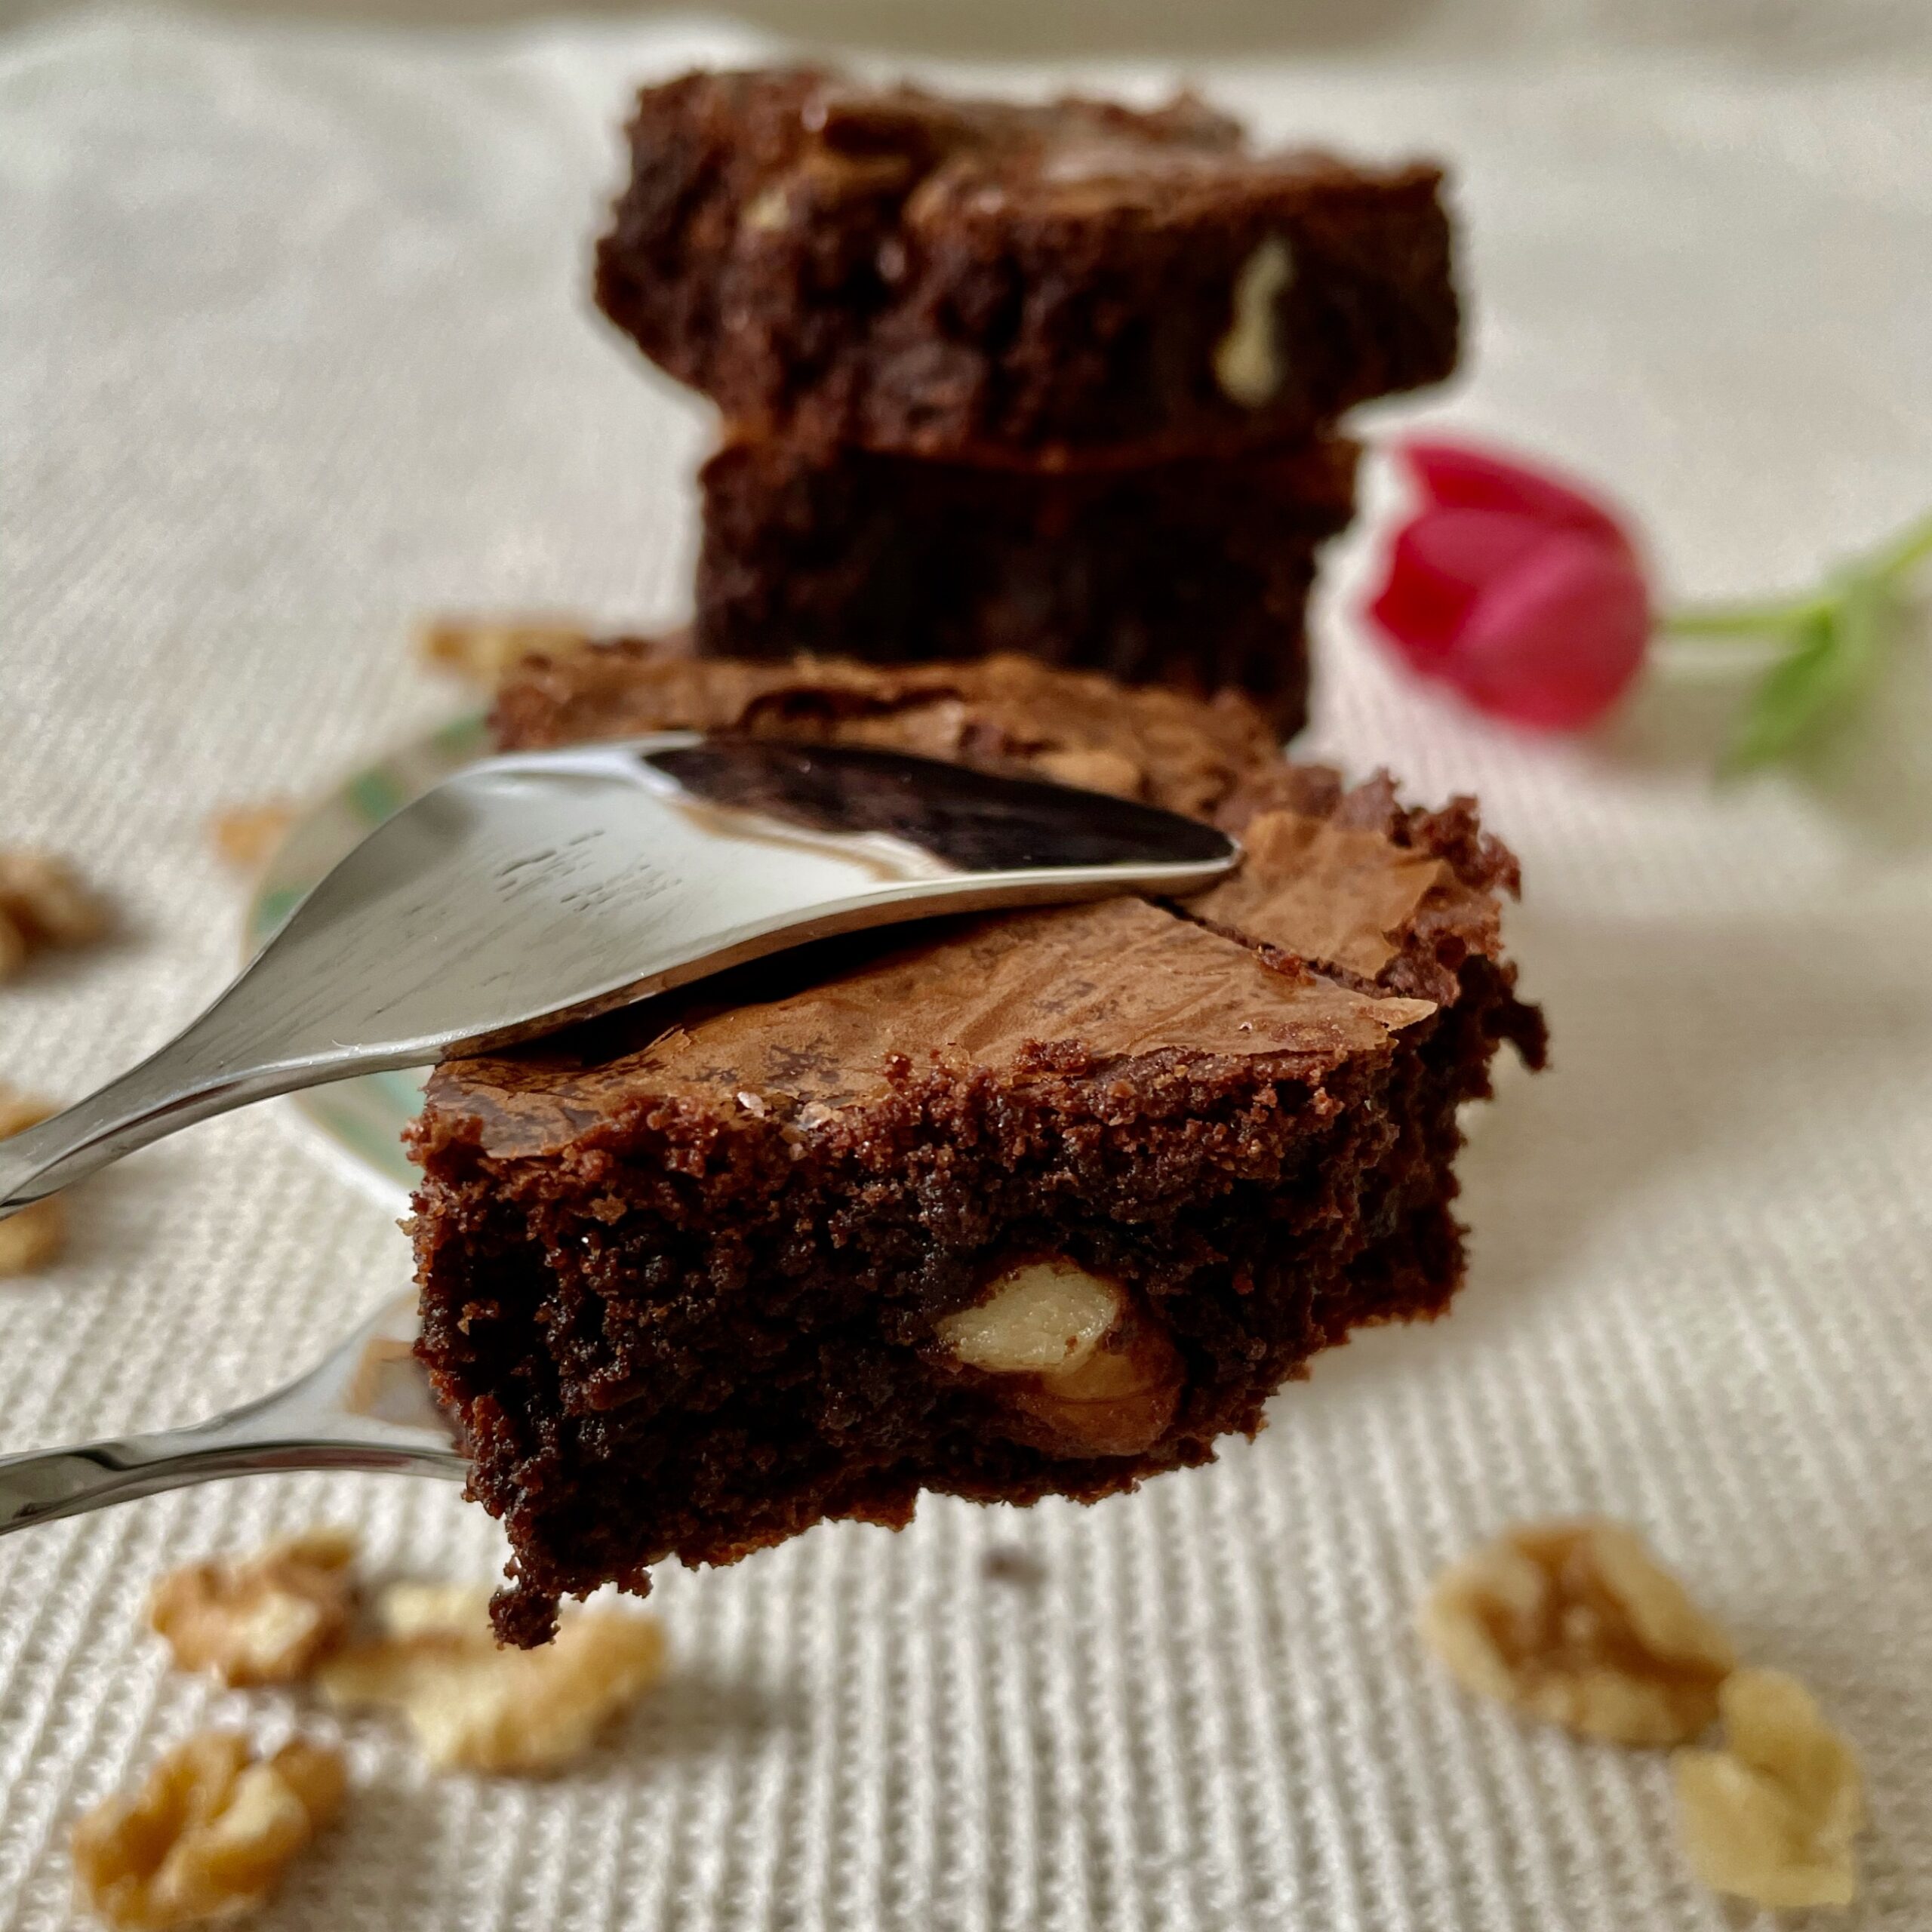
[595,66,1460,461]
[415,647,1542,1642]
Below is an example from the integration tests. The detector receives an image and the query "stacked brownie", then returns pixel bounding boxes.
[594,68,1462,734]
[404,72,1515,1642]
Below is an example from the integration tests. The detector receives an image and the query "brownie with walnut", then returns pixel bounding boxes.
[695,435,1357,734]
[596,67,1459,464]
[411,644,1543,1643]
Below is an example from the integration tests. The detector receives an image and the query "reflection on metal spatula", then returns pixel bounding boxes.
[0,734,1237,1219]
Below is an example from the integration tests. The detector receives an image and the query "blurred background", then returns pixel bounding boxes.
[1,0,1928,56]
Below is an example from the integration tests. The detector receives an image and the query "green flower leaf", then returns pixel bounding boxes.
[1721,573,1893,774]
[1667,506,1931,777]
[1654,509,1924,773]
[1873,509,1932,582]
[1722,612,1839,773]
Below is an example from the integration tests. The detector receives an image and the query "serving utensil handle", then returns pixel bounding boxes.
[0,1291,464,1534]
[0,1429,460,1535]
[0,1014,348,1218]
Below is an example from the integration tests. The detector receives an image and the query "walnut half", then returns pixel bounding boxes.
[149,1529,358,1686]
[71,1732,343,1930]
[1211,234,1295,407]
[1675,1667,1864,1909]
[317,1583,666,1774]
[935,1257,1183,1459]
[1419,1519,1737,1746]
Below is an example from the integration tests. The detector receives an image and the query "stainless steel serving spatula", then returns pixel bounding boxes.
[0,734,1238,1220]
[0,1290,462,1534]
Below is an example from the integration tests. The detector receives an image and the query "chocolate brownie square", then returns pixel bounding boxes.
[694,435,1357,734]
[415,645,1543,1642]
[595,68,1458,463]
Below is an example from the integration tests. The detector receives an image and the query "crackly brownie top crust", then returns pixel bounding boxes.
[426,896,1438,1161]
[437,644,1530,1164]
[494,638,1280,822]
[1189,810,1454,981]
[663,68,1395,223]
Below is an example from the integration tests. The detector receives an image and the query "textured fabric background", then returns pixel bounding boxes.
[2,14,1929,1929]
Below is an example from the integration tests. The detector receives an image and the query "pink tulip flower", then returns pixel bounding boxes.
[1367,440,1653,731]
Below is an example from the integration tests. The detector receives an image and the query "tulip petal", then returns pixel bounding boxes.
[1401,440,1634,555]
[1451,531,1652,730]
[1367,507,1553,669]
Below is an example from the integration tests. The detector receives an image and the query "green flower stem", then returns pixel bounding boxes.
[1660,598,1833,640]
[1660,507,1932,644]
[1647,504,1932,774]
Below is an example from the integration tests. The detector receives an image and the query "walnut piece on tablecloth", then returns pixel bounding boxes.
[149,1530,358,1687]
[417,615,590,690]
[71,1731,343,1930]
[1675,1666,1864,1909]
[0,1084,66,1278]
[317,1582,666,1774]
[0,850,109,977]
[1419,1518,1737,1746]
[207,802,297,873]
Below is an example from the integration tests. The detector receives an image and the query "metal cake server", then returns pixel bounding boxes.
[0,733,1236,1219]
[0,1292,463,1534]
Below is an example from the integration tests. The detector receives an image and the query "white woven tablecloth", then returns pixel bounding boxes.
[3,13,1929,1928]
